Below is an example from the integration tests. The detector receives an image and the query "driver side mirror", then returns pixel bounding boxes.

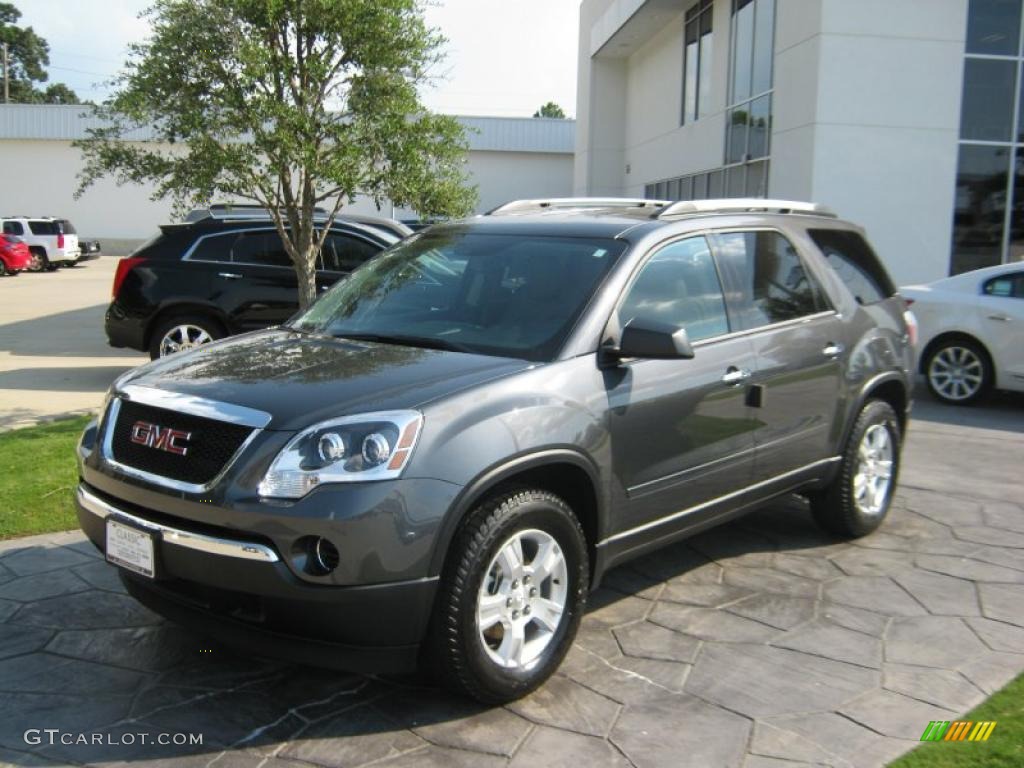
[606,318,695,363]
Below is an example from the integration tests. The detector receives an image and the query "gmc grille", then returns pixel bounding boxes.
[110,399,253,485]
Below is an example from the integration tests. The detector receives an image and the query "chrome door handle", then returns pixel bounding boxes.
[218,272,242,280]
[987,314,1010,322]
[823,343,844,358]
[721,367,752,385]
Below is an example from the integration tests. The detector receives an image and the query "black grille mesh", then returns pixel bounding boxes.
[110,399,253,485]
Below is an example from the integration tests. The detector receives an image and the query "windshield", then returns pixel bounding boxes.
[290,230,627,362]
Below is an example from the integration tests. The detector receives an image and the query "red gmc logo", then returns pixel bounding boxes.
[130,421,191,456]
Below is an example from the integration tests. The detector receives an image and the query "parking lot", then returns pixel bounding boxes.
[0,255,1022,767]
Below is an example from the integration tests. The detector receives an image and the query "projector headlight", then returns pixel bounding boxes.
[258,410,423,499]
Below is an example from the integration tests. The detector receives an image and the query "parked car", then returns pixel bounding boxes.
[105,207,411,359]
[78,239,102,261]
[76,198,913,703]
[902,262,1024,404]
[0,234,32,275]
[0,216,80,270]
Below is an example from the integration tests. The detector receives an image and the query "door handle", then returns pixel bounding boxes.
[987,314,1010,322]
[218,272,242,280]
[721,367,752,385]
[823,342,844,358]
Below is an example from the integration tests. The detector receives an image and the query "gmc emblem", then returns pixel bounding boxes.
[130,421,192,456]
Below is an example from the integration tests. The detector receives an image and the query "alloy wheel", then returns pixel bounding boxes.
[477,528,568,671]
[928,346,984,402]
[853,424,894,516]
[159,324,214,357]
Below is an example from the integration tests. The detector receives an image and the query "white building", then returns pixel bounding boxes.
[576,0,1023,286]
[0,105,574,250]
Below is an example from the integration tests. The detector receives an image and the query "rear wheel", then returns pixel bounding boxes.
[27,248,49,272]
[149,315,224,359]
[427,488,588,704]
[925,338,990,405]
[809,399,902,538]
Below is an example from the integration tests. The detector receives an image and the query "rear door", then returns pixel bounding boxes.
[711,229,844,482]
[317,229,386,293]
[605,235,758,536]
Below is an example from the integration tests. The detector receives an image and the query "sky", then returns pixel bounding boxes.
[18,0,581,118]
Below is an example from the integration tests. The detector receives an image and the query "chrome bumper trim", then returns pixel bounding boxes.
[77,484,280,563]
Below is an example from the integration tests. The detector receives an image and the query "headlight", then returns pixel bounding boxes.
[258,410,423,499]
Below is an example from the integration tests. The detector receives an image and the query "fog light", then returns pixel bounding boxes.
[293,536,339,576]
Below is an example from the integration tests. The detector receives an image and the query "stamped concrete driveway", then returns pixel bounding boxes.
[0,395,1022,768]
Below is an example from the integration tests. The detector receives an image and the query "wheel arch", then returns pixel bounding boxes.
[429,449,605,587]
[836,372,910,460]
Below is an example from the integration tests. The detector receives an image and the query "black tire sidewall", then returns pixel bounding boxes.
[925,340,990,405]
[437,491,588,703]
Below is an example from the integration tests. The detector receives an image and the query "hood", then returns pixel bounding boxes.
[117,329,533,431]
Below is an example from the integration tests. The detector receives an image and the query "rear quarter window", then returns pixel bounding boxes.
[808,229,896,305]
[27,220,61,236]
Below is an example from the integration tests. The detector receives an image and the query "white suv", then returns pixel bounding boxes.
[0,216,81,271]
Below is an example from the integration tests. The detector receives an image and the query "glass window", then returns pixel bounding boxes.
[966,0,1022,56]
[618,236,730,342]
[960,59,1017,142]
[726,165,746,197]
[751,0,775,96]
[692,173,709,200]
[950,144,1011,274]
[188,233,235,263]
[731,0,755,103]
[748,94,771,159]
[708,170,724,198]
[682,0,713,124]
[321,233,381,273]
[679,176,694,200]
[808,229,896,304]
[232,231,291,267]
[27,220,61,235]
[983,273,1024,296]
[292,234,628,362]
[1010,148,1024,262]
[2,221,24,236]
[712,230,827,329]
[667,178,681,200]
[684,20,699,123]
[698,9,714,117]
[745,160,768,197]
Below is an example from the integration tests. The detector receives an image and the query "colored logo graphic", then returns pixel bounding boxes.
[920,721,997,742]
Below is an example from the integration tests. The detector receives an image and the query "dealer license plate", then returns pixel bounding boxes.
[106,518,156,579]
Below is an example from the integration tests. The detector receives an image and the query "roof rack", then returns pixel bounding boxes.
[487,198,671,216]
[656,199,836,219]
[184,203,331,223]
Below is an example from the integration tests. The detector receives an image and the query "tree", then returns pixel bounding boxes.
[0,2,79,103]
[76,0,476,309]
[533,101,566,119]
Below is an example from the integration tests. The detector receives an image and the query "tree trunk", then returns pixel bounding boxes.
[295,243,318,310]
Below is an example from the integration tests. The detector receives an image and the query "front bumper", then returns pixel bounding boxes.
[76,482,439,673]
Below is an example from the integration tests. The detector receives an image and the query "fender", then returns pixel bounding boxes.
[838,370,910,454]
[427,447,606,577]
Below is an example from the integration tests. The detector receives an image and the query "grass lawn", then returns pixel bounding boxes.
[889,673,1024,767]
[0,415,91,539]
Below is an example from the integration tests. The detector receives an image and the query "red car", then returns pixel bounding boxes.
[0,234,32,275]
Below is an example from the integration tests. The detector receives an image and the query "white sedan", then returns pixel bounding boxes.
[901,263,1024,405]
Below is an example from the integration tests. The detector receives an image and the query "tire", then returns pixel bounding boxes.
[27,248,48,273]
[148,315,224,359]
[427,488,588,704]
[0,260,7,277]
[924,338,990,405]
[809,399,902,538]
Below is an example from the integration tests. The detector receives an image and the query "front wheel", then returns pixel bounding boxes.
[427,488,588,704]
[925,339,990,405]
[809,399,902,538]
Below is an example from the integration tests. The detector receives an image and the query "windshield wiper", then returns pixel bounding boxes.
[332,332,472,354]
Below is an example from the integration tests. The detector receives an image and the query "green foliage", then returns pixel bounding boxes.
[0,2,80,103]
[533,101,566,119]
[0,416,91,539]
[75,0,477,308]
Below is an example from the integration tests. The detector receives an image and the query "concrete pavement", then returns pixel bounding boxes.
[0,257,146,431]
[0,394,1021,767]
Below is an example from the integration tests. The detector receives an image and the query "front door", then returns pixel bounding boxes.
[605,235,759,538]
[981,270,1024,386]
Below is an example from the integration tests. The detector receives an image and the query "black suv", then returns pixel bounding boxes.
[105,205,410,359]
[76,198,915,703]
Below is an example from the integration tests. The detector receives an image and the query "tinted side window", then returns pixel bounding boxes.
[232,231,291,267]
[28,220,60,235]
[983,273,1024,297]
[2,221,24,236]
[808,229,895,304]
[188,233,235,263]
[713,230,828,330]
[322,233,381,272]
[618,236,730,342]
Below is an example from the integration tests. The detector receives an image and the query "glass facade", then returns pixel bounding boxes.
[682,0,714,124]
[952,0,1024,274]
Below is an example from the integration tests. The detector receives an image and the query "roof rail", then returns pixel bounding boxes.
[656,198,836,219]
[184,203,331,223]
[487,197,670,216]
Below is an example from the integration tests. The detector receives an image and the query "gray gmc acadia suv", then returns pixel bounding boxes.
[76,198,915,703]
